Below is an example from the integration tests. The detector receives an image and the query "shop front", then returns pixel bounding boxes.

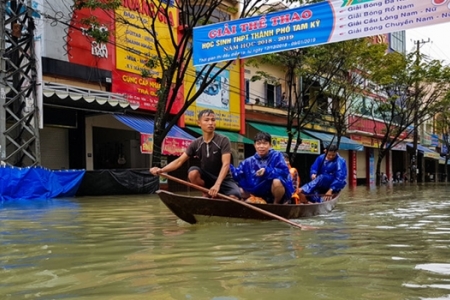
[303,130,364,187]
[407,143,440,182]
[246,122,321,183]
[349,135,388,185]
[391,142,408,183]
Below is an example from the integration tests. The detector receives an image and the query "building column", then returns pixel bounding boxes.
[385,150,391,180]
[366,147,375,186]
[85,118,94,171]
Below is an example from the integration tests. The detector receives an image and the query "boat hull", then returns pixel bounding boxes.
[156,190,339,224]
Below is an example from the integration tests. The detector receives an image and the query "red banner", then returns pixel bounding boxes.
[112,70,184,113]
[348,150,357,187]
[141,134,191,156]
[113,70,159,110]
[67,9,114,70]
[350,135,381,148]
[348,116,409,139]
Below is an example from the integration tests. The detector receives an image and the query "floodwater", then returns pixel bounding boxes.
[1,185,450,300]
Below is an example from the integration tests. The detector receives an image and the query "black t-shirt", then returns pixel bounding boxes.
[186,133,231,177]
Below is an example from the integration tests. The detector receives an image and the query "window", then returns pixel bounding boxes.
[245,79,250,104]
[317,95,339,115]
[351,72,365,89]
[266,83,275,107]
[355,96,372,116]
[366,80,377,94]
[390,31,406,54]
[302,91,310,110]
[317,94,328,113]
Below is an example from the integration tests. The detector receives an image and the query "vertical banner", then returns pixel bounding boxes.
[193,0,450,65]
[112,1,182,113]
[368,148,375,186]
[349,150,357,187]
[160,156,168,184]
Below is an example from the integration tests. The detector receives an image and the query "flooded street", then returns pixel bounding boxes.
[1,185,450,299]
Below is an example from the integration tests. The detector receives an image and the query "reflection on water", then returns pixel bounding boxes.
[1,185,450,299]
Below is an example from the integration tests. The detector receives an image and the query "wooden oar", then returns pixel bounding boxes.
[160,173,315,230]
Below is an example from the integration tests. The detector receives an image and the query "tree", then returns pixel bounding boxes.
[369,51,450,185]
[247,39,387,155]
[303,40,387,150]
[435,96,450,182]
[68,0,278,169]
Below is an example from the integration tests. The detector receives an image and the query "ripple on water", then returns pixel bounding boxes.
[416,264,450,275]
[2,187,450,299]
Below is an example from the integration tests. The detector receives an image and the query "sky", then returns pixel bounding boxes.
[405,23,450,64]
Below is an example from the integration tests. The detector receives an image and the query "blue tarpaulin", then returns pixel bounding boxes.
[114,114,195,140]
[0,166,85,201]
[406,143,440,160]
[407,143,434,153]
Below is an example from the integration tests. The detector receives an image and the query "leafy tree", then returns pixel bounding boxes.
[369,52,450,184]
[302,40,387,150]
[435,96,450,182]
[247,39,387,156]
[70,0,278,169]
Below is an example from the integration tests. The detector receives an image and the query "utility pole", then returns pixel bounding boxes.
[0,0,40,167]
[411,38,430,183]
[0,0,6,164]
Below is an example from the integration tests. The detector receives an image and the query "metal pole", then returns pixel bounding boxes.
[0,0,40,166]
[0,0,7,163]
[412,39,430,183]
[411,40,420,183]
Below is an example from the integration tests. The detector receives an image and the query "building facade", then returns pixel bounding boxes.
[2,1,444,191]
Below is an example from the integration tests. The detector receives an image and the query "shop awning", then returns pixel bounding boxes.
[114,115,195,156]
[44,82,139,112]
[248,122,320,154]
[187,127,254,144]
[303,130,364,151]
[439,157,450,165]
[407,143,441,160]
[390,142,407,151]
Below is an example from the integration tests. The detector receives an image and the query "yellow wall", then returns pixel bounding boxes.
[114,1,178,76]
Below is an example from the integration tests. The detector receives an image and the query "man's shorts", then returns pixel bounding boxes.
[188,166,241,198]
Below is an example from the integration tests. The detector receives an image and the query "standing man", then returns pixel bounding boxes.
[299,144,347,202]
[150,109,241,199]
[230,132,294,204]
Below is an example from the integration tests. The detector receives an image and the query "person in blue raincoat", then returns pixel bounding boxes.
[299,144,347,202]
[230,132,294,204]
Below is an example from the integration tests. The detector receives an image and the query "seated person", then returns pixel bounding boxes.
[150,109,241,199]
[381,172,388,184]
[283,153,308,204]
[230,132,294,204]
[299,144,347,202]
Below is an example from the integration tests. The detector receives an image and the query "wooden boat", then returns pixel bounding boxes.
[156,190,340,224]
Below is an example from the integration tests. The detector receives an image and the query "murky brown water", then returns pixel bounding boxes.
[1,184,450,299]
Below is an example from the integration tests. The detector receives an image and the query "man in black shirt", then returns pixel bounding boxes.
[150,109,241,199]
